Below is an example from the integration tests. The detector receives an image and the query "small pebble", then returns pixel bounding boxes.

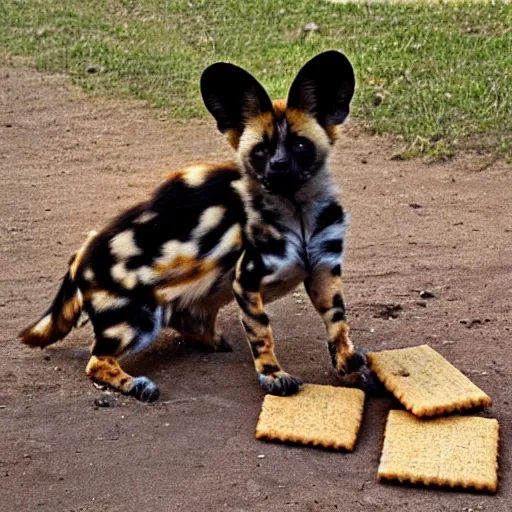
[419,290,435,299]
[257,454,265,459]
[93,396,117,408]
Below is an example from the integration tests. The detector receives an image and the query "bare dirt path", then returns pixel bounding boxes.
[1,63,510,512]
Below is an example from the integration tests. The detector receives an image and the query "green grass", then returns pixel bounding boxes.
[1,0,511,158]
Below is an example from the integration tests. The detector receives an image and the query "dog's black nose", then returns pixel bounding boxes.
[269,156,289,172]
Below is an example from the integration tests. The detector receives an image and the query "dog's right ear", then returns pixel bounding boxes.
[200,63,273,137]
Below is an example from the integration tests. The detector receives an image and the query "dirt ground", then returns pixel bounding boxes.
[0,62,510,512]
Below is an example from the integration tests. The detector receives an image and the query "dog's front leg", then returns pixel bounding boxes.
[233,248,303,396]
[305,264,380,394]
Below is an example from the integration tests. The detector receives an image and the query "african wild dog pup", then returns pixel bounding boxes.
[20,51,377,402]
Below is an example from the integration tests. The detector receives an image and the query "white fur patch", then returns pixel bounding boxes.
[193,206,226,238]
[110,230,141,260]
[134,211,158,225]
[137,265,156,285]
[209,224,242,259]
[31,314,53,336]
[159,240,198,261]
[91,291,129,312]
[111,262,138,290]
[183,164,210,187]
[83,268,95,282]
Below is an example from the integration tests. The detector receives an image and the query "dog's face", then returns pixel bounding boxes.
[201,51,355,196]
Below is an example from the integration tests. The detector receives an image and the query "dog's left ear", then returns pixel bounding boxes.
[287,51,355,127]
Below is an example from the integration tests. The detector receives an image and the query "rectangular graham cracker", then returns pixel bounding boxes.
[378,410,499,493]
[367,345,492,417]
[255,384,365,451]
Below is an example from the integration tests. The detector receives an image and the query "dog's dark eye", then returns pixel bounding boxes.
[252,143,268,159]
[292,137,311,153]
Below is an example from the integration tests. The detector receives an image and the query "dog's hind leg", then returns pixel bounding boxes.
[169,306,232,353]
[85,299,163,402]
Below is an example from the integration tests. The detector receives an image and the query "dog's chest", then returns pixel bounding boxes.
[259,214,310,302]
[256,195,345,301]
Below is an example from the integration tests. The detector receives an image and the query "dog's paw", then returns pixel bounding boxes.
[334,348,385,396]
[258,371,304,396]
[212,335,233,353]
[129,376,160,402]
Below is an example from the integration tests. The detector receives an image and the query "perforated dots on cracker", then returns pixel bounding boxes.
[255,384,365,451]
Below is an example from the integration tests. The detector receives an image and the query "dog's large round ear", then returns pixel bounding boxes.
[200,63,273,134]
[287,51,355,127]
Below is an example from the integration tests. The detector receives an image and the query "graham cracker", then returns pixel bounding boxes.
[378,410,499,493]
[255,384,365,451]
[367,345,492,417]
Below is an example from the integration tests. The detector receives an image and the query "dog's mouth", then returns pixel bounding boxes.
[261,174,307,197]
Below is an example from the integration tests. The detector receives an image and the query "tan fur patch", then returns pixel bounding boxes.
[70,230,98,279]
[272,99,287,117]
[27,314,53,338]
[237,112,275,161]
[225,129,242,150]
[86,355,133,392]
[256,384,365,451]
[367,345,492,417]
[155,264,220,306]
[60,294,83,325]
[306,268,353,370]
[153,254,201,279]
[378,410,499,493]
[286,108,331,151]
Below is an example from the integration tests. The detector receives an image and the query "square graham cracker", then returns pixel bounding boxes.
[255,384,365,451]
[367,345,492,417]
[378,410,499,493]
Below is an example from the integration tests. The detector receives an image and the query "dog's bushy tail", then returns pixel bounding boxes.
[19,230,97,348]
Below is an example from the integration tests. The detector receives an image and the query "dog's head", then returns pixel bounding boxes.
[201,51,355,197]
